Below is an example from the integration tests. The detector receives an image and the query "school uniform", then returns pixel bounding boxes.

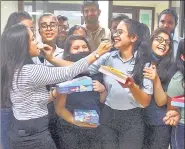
[88,51,153,149]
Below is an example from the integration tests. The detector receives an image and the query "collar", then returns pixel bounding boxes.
[111,50,137,58]
[82,23,103,33]
[54,45,64,57]
[172,33,180,43]
[111,50,137,63]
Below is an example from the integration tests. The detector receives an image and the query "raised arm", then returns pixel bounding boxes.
[41,42,112,67]
[30,57,89,87]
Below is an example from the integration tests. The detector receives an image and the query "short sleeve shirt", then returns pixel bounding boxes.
[88,51,153,110]
[167,71,184,124]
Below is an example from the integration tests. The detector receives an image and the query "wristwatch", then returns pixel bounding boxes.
[94,52,100,59]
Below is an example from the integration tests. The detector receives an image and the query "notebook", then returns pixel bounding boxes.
[98,65,128,84]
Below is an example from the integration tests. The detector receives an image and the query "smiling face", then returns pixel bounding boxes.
[152,32,171,57]
[39,15,58,42]
[28,28,40,57]
[113,21,137,49]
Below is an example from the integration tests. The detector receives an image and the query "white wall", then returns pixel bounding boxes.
[98,1,109,28]
[1,1,18,34]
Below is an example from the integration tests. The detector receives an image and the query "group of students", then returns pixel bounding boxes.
[1,1,184,149]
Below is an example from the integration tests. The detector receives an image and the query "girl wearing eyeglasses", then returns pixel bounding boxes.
[42,19,153,149]
[1,24,112,149]
[142,28,174,149]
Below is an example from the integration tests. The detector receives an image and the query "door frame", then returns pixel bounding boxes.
[111,5,155,32]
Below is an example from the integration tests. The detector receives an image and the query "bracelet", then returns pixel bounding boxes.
[51,89,56,99]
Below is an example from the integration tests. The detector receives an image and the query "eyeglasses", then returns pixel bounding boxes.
[58,25,69,31]
[40,22,58,31]
[113,29,124,37]
[154,36,171,45]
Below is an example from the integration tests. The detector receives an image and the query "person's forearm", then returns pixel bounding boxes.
[153,75,167,106]
[47,46,108,68]
[129,83,151,107]
[99,90,107,103]
[56,108,75,124]
[46,51,97,67]
[48,57,73,67]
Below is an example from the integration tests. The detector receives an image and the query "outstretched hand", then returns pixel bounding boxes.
[96,41,113,56]
[40,44,54,61]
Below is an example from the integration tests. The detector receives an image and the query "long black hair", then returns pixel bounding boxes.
[175,39,185,80]
[121,19,152,88]
[150,28,173,84]
[1,24,34,107]
[4,11,32,31]
[63,35,91,59]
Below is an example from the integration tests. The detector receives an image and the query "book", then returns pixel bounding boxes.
[171,95,184,108]
[74,109,99,125]
[98,65,128,84]
[56,76,93,94]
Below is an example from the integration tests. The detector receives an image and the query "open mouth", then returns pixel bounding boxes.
[157,46,166,53]
[114,38,121,43]
[46,33,54,38]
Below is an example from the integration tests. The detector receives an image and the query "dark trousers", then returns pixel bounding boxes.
[47,102,60,148]
[171,123,184,149]
[143,124,172,149]
[100,105,145,149]
[1,108,13,149]
[57,120,101,149]
[7,115,57,149]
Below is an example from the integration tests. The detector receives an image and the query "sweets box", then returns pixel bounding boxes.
[56,76,93,94]
[74,109,99,124]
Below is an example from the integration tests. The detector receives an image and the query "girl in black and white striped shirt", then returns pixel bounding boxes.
[1,24,112,149]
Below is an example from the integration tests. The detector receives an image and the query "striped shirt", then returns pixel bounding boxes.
[10,58,89,120]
